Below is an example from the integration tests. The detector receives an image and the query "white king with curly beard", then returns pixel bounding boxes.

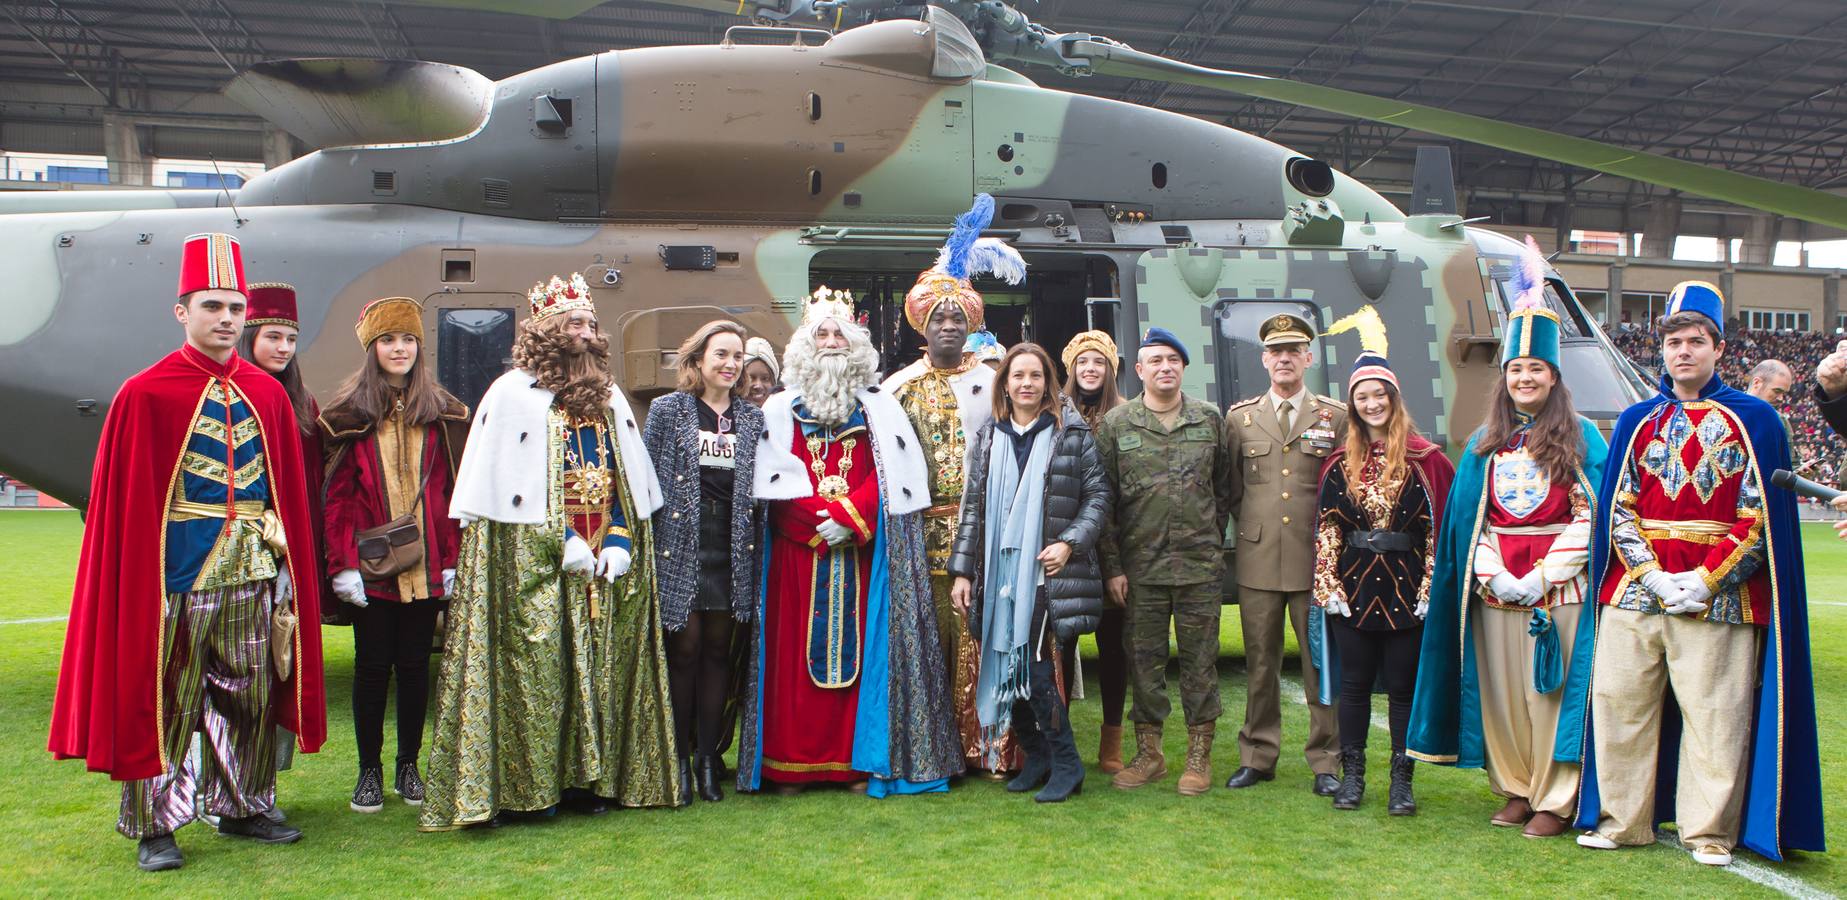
[741,287,963,797]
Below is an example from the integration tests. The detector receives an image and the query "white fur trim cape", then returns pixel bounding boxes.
[753,386,930,515]
[449,368,664,525]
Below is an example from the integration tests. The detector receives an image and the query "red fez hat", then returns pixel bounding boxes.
[177,232,247,298]
[245,282,299,330]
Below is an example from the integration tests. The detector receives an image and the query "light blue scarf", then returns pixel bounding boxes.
[975,419,1054,763]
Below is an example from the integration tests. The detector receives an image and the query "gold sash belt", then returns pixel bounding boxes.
[169,500,287,558]
[1486,523,1568,536]
[1638,518,1733,536]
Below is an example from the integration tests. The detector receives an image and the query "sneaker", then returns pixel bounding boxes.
[395,762,425,806]
[1690,844,1733,867]
[1576,831,1619,850]
[217,814,302,844]
[136,834,184,872]
[351,765,385,813]
[261,806,288,824]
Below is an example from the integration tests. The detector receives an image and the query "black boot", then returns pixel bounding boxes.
[1032,677,1084,804]
[1388,752,1417,816]
[695,753,725,803]
[1007,701,1050,794]
[677,757,694,806]
[1332,745,1366,811]
[136,834,183,872]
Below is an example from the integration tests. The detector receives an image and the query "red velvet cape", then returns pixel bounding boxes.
[48,344,326,780]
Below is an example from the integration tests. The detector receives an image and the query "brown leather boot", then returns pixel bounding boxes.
[1097,724,1124,775]
[1176,723,1215,796]
[1111,723,1167,790]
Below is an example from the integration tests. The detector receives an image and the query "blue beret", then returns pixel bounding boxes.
[1139,326,1189,366]
[1665,281,1725,337]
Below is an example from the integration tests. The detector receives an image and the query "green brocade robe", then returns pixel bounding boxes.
[420,410,678,830]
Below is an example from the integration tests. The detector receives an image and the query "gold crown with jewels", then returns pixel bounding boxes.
[527,272,595,322]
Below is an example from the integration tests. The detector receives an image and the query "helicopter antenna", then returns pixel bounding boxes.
[207,154,247,227]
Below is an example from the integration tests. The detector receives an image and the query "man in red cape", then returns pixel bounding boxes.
[48,232,325,872]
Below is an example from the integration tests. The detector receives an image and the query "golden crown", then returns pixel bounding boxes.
[528,272,595,322]
[802,285,860,329]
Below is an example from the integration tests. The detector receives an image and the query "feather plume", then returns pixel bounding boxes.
[937,193,996,280]
[963,237,1027,285]
[1324,304,1388,357]
[1509,234,1548,312]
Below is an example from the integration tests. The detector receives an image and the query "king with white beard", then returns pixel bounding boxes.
[738,287,963,796]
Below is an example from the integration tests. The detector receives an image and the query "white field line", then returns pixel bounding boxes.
[1276,676,1832,900]
[0,616,66,625]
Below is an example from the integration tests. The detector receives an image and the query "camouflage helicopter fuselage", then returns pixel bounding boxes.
[0,15,1645,508]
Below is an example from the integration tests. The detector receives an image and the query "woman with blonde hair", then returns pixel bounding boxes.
[644,320,765,803]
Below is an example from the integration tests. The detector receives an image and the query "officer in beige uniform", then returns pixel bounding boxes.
[1222,313,1348,796]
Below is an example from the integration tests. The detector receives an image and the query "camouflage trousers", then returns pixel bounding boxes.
[1124,581,1222,728]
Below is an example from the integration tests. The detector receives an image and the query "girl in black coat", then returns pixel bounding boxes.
[947,343,1112,803]
[643,321,765,805]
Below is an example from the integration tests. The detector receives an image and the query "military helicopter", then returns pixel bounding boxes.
[4,0,1841,510]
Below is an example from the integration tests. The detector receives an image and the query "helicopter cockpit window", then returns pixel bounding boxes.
[437,308,515,414]
[1486,262,1587,338]
[1210,299,1329,410]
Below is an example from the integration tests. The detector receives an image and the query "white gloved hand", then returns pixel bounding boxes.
[1664,571,1714,616]
[1322,596,1352,618]
[442,568,456,595]
[1415,599,1429,619]
[596,546,632,583]
[1640,569,1681,604]
[332,568,368,608]
[816,512,855,547]
[1489,571,1541,606]
[1519,569,1548,606]
[275,566,294,603]
[562,535,595,575]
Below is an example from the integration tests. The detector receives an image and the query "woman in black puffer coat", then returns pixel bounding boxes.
[947,343,1111,803]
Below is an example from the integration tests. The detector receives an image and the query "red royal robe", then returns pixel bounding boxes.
[48,343,326,781]
[761,422,880,783]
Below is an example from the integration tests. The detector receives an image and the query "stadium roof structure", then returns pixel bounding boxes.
[3,0,1845,236]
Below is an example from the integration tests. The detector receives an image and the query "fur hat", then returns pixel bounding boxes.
[356,297,424,348]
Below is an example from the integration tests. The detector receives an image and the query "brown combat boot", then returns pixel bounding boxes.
[1097,724,1124,775]
[1111,723,1167,790]
[1176,723,1215,796]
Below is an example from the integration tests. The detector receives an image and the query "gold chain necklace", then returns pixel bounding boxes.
[807,432,857,501]
[564,418,613,508]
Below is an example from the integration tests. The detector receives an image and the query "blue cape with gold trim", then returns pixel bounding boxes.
[1408,415,1607,769]
[1575,372,1822,860]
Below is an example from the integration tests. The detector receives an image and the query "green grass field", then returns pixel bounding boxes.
[3,508,1844,897]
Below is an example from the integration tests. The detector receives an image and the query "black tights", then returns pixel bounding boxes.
[667,611,737,760]
[1095,607,1127,726]
[352,599,441,769]
[1329,622,1421,752]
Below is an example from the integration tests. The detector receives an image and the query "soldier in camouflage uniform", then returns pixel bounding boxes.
[1096,327,1236,796]
[1222,313,1347,796]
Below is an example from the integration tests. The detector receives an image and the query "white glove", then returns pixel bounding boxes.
[1322,596,1352,618]
[1414,599,1429,619]
[1519,569,1548,606]
[1489,571,1541,606]
[1664,571,1713,616]
[442,568,456,595]
[596,546,631,583]
[816,513,855,547]
[332,568,368,608]
[275,567,294,604]
[1640,569,1680,604]
[562,535,595,575]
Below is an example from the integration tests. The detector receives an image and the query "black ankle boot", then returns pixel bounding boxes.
[696,753,725,803]
[677,757,694,806]
[1332,745,1366,811]
[1007,703,1050,794]
[1388,752,1417,816]
[1033,685,1084,804]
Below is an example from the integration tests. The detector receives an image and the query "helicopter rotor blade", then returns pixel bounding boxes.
[1060,39,1847,231]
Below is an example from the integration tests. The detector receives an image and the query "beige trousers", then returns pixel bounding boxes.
[1589,606,1759,850]
[1236,588,1338,775]
[1474,601,1581,817]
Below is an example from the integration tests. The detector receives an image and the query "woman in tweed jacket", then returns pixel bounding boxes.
[643,321,765,805]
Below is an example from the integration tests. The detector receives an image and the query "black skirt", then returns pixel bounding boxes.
[693,495,733,613]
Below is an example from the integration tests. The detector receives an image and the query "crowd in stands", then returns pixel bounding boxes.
[1612,321,1845,487]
